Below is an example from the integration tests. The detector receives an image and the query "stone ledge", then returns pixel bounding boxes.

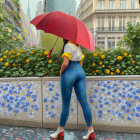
[0,118,42,128]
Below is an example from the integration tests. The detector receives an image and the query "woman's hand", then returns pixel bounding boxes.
[60,70,62,76]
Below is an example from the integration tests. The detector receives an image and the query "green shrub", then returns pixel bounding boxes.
[0,46,139,77]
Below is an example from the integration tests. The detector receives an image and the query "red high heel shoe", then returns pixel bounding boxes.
[83,130,95,139]
[50,128,64,138]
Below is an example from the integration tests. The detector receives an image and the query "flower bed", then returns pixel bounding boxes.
[0,46,139,77]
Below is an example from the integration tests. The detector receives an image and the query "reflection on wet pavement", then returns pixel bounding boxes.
[0,125,140,140]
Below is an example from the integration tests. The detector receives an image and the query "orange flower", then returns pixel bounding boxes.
[101,55,105,59]
[117,56,123,61]
[116,69,120,74]
[106,69,110,74]
[92,63,95,67]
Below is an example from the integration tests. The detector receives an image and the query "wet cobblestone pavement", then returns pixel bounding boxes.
[0,125,140,140]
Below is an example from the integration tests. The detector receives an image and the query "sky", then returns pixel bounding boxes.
[20,0,81,19]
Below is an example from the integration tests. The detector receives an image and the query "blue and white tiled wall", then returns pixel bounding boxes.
[0,81,42,121]
[43,80,77,124]
[0,78,139,128]
[87,80,140,125]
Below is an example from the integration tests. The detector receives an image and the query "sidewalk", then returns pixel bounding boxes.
[0,125,140,140]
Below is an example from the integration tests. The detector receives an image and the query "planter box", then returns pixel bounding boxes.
[0,76,140,133]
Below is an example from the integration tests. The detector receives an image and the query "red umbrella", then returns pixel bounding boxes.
[30,11,94,53]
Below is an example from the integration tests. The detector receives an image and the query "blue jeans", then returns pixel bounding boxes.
[60,61,92,127]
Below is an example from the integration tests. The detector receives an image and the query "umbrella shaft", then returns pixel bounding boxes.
[52,37,59,49]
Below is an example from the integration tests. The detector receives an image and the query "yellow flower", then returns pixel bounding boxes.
[4,50,8,54]
[99,62,102,65]
[124,53,127,56]
[92,71,95,74]
[109,66,111,68]
[26,59,30,63]
[116,69,120,74]
[92,63,95,67]
[7,28,11,32]
[17,35,20,39]
[4,62,9,66]
[96,70,98,73]
[102,65,105,68]
[11,55,14,58]
[44,51,49,55]
[101,55,105,59]
[122,72,125,75]
[130,40,133,43]
[17,53,20,56]
[126,37,128,39]
[120,47,123,49]
[18,15,22,18]
[20,50,24,53]
[93,53,98,57]
[11,50,16,54]
[13,64,16,66]
[106,69,110,74]
[48,60,52,64]
[111,72,114,75]
[0,58,3,62]
[31,52,34,54]
[117,56,123,61]
[129,55,132,57]
[3,56,7,59]
[132,61,135,63]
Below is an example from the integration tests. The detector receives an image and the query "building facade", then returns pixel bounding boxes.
[2,0,22,35]
[20,8,37,46]
[35,1,44,45]
[44,0,76,16]
[77,0,140,50]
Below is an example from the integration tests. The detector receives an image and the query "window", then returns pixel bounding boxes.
[98,17,104,31]
[119,16,126,31]
[109,0,115,9]
[131,0,136,9]
[98,0,105,10]
[120,0,126,9]
[107,37,115,49]
[130,16,136,25]
[108,16,115,31]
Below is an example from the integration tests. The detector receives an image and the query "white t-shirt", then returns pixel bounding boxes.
[62,42,84,61]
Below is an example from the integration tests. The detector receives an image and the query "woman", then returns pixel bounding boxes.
[50,40,95,140]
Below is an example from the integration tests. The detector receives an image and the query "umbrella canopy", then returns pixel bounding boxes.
[30,11,94,52]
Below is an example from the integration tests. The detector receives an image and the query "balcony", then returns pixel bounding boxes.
[5,0,17,11]
[94,8,140,14]
[96,27,126,32]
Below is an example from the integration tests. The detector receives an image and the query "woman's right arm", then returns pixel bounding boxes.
[80,60,83,66]
[80,53,85,66]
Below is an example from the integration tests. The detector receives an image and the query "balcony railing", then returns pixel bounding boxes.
[95,8,140,13]
[5,0,17,10]
[96,27,126,32]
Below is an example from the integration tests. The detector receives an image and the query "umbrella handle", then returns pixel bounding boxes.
[46,37,59,59]
[46,48,53,59]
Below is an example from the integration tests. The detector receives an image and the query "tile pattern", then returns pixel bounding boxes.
[78,80,140,127]
[43,81,77,124]
[0,81,42,120]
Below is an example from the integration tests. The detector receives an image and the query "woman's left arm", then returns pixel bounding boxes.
[60,56,69,76]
